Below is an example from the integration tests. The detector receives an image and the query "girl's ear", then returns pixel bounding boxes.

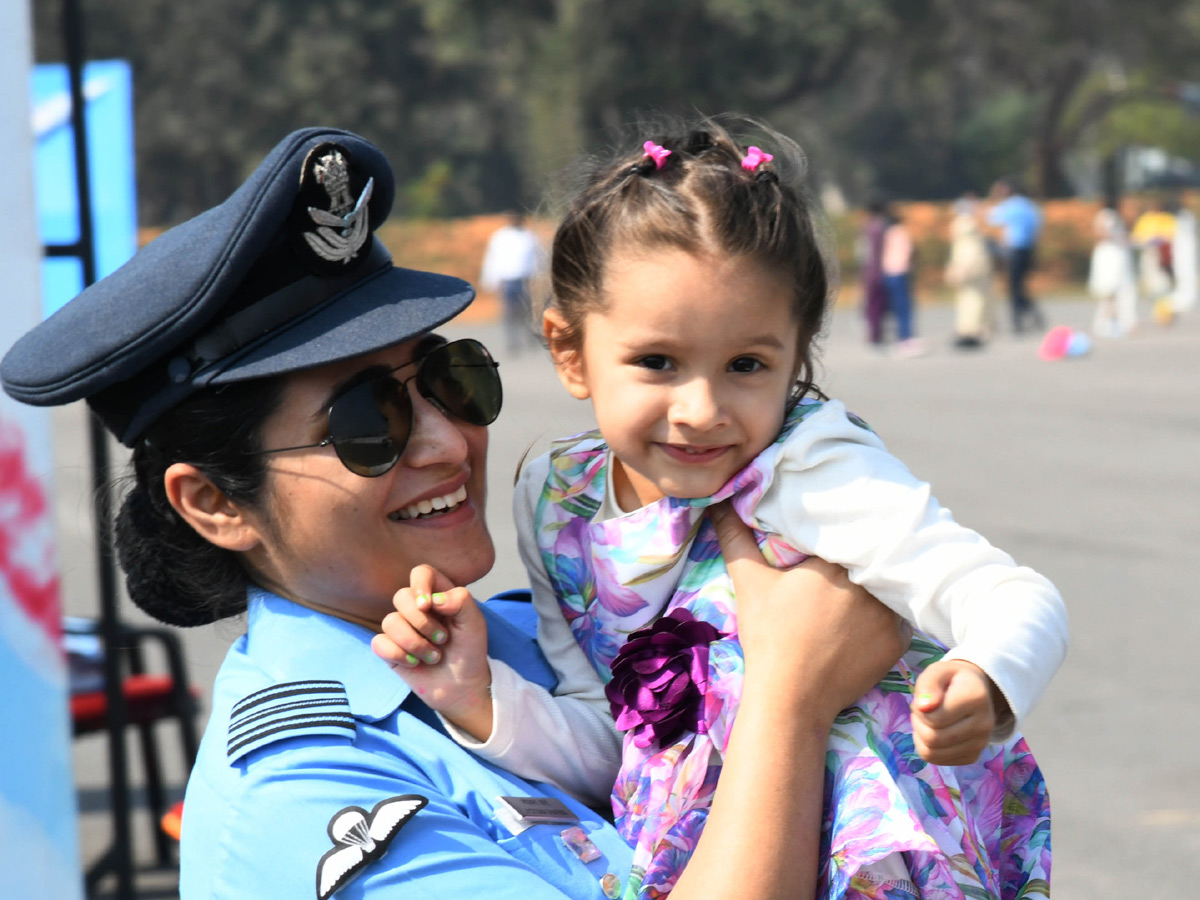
[163,462,262,553]
[542,308,591,400]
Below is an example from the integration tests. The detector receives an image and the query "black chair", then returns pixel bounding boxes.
[64,617,201,891]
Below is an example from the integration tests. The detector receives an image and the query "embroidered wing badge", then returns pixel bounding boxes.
[316,794,428,899]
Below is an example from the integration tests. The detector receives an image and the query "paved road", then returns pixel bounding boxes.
[61,296,1200,896]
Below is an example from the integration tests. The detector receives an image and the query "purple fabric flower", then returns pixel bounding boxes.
[605,610,723,749]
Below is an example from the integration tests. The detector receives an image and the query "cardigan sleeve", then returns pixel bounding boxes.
[440,454,622,808]
[755,400,1068,737]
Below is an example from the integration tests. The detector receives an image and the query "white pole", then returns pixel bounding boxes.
[0,2,83,898]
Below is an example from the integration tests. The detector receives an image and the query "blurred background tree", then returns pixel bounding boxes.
[33,0,1200,226]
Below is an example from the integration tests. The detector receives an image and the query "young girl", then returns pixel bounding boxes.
[374,119,1063,900]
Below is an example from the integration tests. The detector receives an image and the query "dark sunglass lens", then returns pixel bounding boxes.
[420,340,502,427]
[326,378,411,476]
[334,436,399,477]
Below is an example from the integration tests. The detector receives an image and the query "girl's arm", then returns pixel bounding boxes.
[671,504,908,900]
[759,399,1068,734]
[374,455,621,808]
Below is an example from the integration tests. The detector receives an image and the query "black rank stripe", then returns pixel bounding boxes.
[227,714,357,757]
[231,680,345,717]
[229,696,351,736]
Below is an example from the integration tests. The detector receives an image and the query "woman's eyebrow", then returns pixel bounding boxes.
[315,364,391,419]
[312,333,450,415]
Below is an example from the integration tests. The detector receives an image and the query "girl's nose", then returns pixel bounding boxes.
[400,381,470,468]
[668,378,727,431]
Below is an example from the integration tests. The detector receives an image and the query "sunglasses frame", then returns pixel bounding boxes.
[251,338,501,477]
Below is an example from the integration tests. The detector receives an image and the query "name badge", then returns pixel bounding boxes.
[494,795,580,835]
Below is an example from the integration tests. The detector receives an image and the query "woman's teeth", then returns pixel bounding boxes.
[393,485,468,521]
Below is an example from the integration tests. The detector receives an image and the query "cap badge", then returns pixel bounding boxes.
[303,148,375,264]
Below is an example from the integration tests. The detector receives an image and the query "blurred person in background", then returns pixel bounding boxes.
[1170,194,1197,317]
[1088,196,1138,338]
[881,203,926,358]
[858,197,890,347]
[481,211,543,353]
[987,178,1046,335]
[944,193,993,349]
[1130,194,1177,326]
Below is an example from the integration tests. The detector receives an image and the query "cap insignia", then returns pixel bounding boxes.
[303,148,374,265]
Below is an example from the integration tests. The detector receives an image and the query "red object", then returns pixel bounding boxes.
[70,674,199,735]
[161,800,184,842]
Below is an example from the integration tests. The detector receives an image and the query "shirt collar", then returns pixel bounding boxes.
[244,586,411,721]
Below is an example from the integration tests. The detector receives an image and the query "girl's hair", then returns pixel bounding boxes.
[545,114,836,400]
[113,376,286,626]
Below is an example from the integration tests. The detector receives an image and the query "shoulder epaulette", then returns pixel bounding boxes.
[227,679,355,762]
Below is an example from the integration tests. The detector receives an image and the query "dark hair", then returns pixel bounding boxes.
[545,114,836,401]
[113,376,286,626]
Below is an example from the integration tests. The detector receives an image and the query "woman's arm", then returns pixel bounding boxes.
[671,504,908,900]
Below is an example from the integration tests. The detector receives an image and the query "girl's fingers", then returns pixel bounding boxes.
[390,587,454,649]
[408,564,459,600]
[379,611,443,666]
[912,710,988,762]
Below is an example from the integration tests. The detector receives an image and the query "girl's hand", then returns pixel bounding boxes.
[370,564,493,741]
[710,502,908,722]
[912,659,1009,765]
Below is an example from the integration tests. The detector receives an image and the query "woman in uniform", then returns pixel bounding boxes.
[1,128,905,900]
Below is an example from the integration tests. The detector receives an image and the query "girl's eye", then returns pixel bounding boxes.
[636,355,672,371]
[729,357,764,374]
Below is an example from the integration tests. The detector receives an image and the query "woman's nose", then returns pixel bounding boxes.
[668,379,727,431]
[401,382,470,467]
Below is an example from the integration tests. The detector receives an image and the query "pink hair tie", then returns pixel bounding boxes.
[741,146,774,172]
[643,141,672,170]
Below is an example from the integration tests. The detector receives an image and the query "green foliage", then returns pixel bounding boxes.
[32,0,1200,224]
[957,92,1039,188]
[401,159,454,218]
[1100,101,1200,162]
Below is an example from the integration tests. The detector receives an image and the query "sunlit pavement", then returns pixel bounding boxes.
[59,295,1200,897]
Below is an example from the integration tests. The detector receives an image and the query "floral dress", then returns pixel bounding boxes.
[532,401,1051,900]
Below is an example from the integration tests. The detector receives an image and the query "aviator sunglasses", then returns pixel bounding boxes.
[253,338,502,477]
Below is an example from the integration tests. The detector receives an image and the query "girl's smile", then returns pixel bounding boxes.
[548,245,801,511]
[655,443,735,465]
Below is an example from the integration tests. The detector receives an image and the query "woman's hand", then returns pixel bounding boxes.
[670,504,909,900]
[371,564,494,741]
[711,502,908,720]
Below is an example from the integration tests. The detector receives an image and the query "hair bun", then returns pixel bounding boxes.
[115,484,244,626]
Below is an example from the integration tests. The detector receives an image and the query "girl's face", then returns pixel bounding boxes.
[240,336,494,624]
[549,246,802,510]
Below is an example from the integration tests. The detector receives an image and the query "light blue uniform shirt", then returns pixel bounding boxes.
[180,588,633,899]
[987,195,1042,249]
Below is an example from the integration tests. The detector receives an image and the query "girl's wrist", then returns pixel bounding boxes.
[440,681,494,742]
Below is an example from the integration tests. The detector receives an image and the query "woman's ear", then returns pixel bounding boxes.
[163,463,261,552]
[542,308,591,400]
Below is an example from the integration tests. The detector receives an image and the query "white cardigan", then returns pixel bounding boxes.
[442,400,1069,808]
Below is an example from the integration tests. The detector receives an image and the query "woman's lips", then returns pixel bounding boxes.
[390,484,469,521]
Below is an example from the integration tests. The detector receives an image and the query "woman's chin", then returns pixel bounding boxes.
[437,538,497,590]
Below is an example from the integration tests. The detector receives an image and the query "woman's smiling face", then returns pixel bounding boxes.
[239,335,495,624]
